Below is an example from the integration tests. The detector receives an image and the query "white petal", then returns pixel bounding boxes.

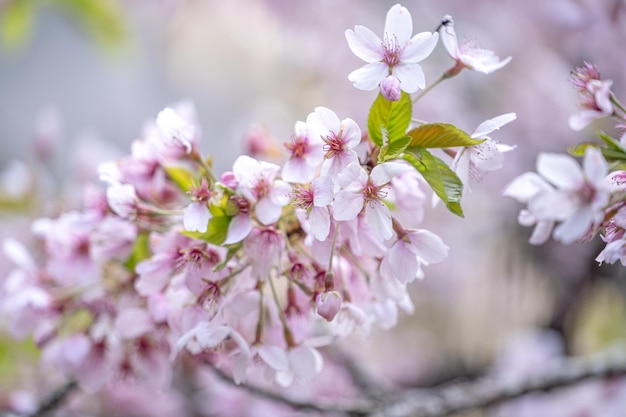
[553,207,593,244]
[312,176,334,207]
[197,325,231,349]
[183,202,211,233]
[472,113,517,138]
[402,32,439,63]
[258,345,290,372]
[224,214,253,244]
[407,230,449,263]
[503,172,553,203]
[529,219,555,245]
[256,197,282,225]
[345,26,383,63]
[348,63,388,91]
[365,201,393,241]
[371,162,412,186]
[333,191,364,221]
[537,153,584,189]
[115,308,152,340]
[310,207,331,241]
[582,147,608,185]
[528,190,577,221]
[288,346,322,382]
[393,63,425,92]
[439,16,460,58]
[384,4,413,46]
[387,242,418,283]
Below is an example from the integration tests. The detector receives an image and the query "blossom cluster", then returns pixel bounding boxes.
[505,62,626,264]
[1,4,514,395]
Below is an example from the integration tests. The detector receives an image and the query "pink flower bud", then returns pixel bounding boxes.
[315,290,342,322]
[380,75,402,102]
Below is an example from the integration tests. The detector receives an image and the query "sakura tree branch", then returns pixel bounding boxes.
[326,346,388,400]
[25,380,77,417]
[208,364,373,416]
[372,349,626,417]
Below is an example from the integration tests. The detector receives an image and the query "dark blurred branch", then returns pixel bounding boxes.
[372,349,626,417]
[326,346,388,400]
[209,364,373,416]
[25,380,77,417]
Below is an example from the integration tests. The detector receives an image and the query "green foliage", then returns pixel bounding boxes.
[1,0,128,52]
[183,205,231,245]
[404,146,464,217]
[1,0,36,50]
[568,132,626,166]
[367,92,412,147]
[164,166,196,192]
[125,231,152,271]
[407,123,483,148]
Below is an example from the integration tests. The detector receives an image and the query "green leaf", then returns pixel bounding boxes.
[125,231,152,271]
[404,146,464,217]
[183,215,231,245]
[569,142,626,162]
[407,123,483,148]
[1,0,36,50]
[598,131,626,153]
[367,91,412,146]
[379,135,412,163]
[52,0,128,52]
[164,166,195,192]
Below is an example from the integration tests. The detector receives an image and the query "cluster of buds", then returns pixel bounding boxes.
[506,62,626,264]
[1,4,514,391]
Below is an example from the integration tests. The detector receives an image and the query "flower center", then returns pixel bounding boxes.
[291,186,314,209]
[382,34,401,68]
[364,181,386,202]
[285,135,309,159]
[322,130,345,159]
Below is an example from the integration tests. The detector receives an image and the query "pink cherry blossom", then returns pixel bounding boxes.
[315,290,342,321]
[333,161,411,241]
[506,147,610,244]
[155,107,196,155]
[345,4,438,94]
[291,176,334,241]
[281,121,324,183]
[183,178,214,233]
[439,15,511,75]
[451,113,516,193]
[306,107,362,182]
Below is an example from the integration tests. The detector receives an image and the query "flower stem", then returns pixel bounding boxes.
[412,72,451,103]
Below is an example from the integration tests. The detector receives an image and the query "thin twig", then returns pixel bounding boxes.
[209,364,373,416]
[25,380,78,417]
[372,349,626,417]
[326,346,388,401]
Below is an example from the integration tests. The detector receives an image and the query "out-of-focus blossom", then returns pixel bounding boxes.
[568,62,615,131]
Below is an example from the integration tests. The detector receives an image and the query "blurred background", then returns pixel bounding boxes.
[1,0,626,415]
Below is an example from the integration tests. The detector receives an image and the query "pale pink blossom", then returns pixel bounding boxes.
[282,121,325,183]
[506,147,610,244]
[106,182,139,219]
[183,178,213,233]
[155,107,196,155]
[380,229,449,284]
[243,228,285,280]
[231,155,291,226]
[569,79,614,131]
[306,107,362,182]
[333,161,411,241]
[291,176,334,241]
[439,15,511,75]
[345,4,438,94]
[452,113,516,193]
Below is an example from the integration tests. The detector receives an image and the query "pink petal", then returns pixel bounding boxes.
[288,346,322,382]
[407,230,449,263]
[224,214,253,244]
[308,107,340,135]
[256,197,282,225]
[312,176,334,207]
[333,191,364,221]
[582,147,608,185]
[472,113,517,138]
[503,172,553,203]
[309,207,331,241]
[553,207,593,244]
[258,345,290,372]
[371,162,411,186]
[387,242,418,284]
[537,153,584,189]
[115,308,153,340]
[439,16,460,58]
[365,201,393,241]
[282,157,315,183]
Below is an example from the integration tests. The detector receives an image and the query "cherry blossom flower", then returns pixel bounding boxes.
[568,63,615,131]
[379,229,449,284]
[315,290,342,321]
[155,107,196,155]
[439,15,511,76]
[503,173,556,245]
[183,178,213,233]
[451,112,517,193]
[345,4,438,94]
[231,155,291,226]
[505,147,610,244]
[333,161,411,241]
[306,107,362,182]
[291,176,334,241]
[281,121,324,183]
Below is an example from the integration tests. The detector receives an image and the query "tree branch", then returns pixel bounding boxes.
[208,364,373,416]
[24,380,77,417]
[372,349,626,417]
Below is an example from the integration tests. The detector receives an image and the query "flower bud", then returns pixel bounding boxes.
[315,290,342,322]
[380,75,402,102]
